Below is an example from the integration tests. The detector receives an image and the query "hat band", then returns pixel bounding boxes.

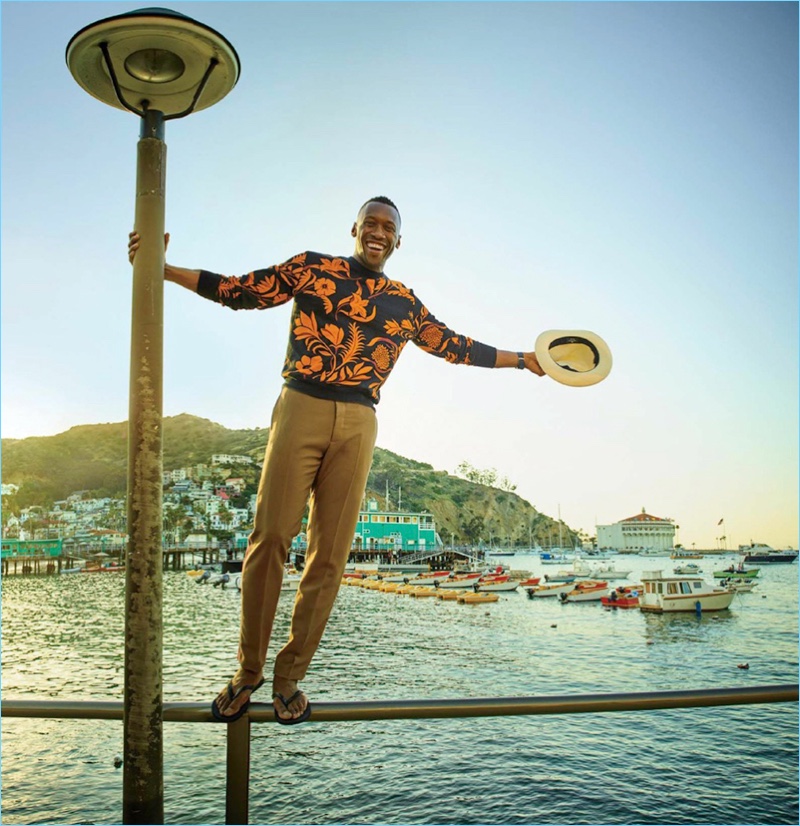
[549,336,600,373]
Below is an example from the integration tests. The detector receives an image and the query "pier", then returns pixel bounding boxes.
[1,538,226,576]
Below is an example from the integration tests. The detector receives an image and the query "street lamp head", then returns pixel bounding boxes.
[66,7,240,119]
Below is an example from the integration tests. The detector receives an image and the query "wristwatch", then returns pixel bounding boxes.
[517,352,525,370]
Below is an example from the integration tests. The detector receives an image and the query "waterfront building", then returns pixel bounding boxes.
[1,538,63,559]
[596,508,676,552]
[288,499,442,555]
[354,499,441,552]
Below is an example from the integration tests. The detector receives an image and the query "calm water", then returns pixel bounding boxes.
[2,554,798,825]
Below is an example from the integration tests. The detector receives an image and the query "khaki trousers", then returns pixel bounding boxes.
[238,386,377,681]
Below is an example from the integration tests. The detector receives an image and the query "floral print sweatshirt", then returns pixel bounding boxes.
[197,251,497,407]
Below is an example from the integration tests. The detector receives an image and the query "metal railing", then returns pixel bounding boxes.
[3,684,797,825]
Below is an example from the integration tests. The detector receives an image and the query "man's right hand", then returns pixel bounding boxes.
[128,231,170,264]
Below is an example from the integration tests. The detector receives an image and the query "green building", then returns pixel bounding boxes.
[289,499,441,553]
[353,499,440,551]
[1,538,63,558]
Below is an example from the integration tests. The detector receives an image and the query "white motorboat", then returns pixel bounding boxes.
[526,581,575,599]
[542,569,578,583]
[282,574,302,591]
[559,580,609,603]
[539,550,574,565]
[436,573,483,589]
[475,577,522,592]
[739,543,798,564]
[718,577,758,593]
[638,570,735,613]
[583,562,632,580]
[673,562,703,575]
[402,570,454,586]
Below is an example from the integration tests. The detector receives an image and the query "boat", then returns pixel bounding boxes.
[436,589,461,601]
[539,551,573,565]
[475,578,522,592]
[718,577,758,593]
[673,562,703,575]
[83,561,125,573]
[281,571,302,591]
[582,562,632,581]
[518,576,542,587]
[542,570,578,583]
[739,544,798,564]
[435,572,483,589]
[560,580,609,603]
[671,550,703,559]
[457,592,499,604]
[402,570,454,586]
[525,581,575,599]
[638,570,735,613]
[601,585,642,609]
[408,586,438,598]
[713,563,759,579]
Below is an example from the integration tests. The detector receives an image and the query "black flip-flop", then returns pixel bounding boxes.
[272,690,312,725]
[211,677,265,723]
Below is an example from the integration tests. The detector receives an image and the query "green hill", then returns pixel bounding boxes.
[1,414,577,547]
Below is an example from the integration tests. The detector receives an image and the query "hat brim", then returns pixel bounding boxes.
[535,329,612,387]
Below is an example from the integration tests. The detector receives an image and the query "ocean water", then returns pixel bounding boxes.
[1,554,797,825]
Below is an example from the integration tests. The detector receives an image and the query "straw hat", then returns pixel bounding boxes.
[535,330,612,387]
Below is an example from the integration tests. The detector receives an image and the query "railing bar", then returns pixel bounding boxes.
[2,684,797,722]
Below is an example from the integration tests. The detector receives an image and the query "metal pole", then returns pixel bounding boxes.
[226,717,251,824]
[123,108,166,825]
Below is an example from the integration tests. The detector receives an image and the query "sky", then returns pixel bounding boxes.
[1,1,797,550]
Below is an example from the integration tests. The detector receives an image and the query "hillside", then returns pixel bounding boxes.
[1,414,577,547]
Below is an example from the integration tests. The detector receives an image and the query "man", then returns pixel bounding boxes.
[129,196,544,724]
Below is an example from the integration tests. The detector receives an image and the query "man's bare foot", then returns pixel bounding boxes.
[272,676,309,722]
[212,669,264,720]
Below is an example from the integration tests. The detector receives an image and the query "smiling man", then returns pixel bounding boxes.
[129,196,544,724]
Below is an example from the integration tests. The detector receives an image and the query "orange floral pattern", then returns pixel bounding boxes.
[198,252,496,404]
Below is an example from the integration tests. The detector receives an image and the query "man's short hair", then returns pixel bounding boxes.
[360,196,401,222]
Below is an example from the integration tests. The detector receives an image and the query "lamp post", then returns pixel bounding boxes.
[66,9,239,823]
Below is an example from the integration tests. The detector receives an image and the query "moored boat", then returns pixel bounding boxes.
[475,576,522,592]
[740,544,798,564]
[408,586,438,597]
[601,584,642,609]
[542,570,577,583]
[457,591,499,604]
[435,572,483,589]
[403,570,455,586]
[718,577,758,593]
[673,562,702,575]
[582,562,632,581]
[83,561,125,573]
[560,580,609,603]
[670,550,703,559]
[638,570,735,613]
[525,581,575,599]
[713,563,759,579]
